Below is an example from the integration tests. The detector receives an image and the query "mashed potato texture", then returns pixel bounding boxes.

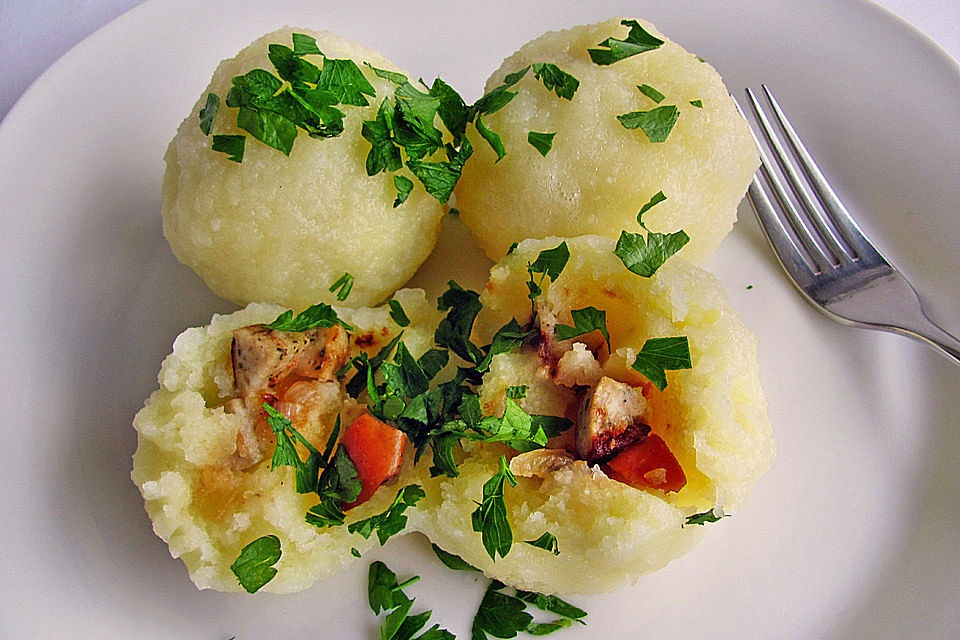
[162,28,445,309]
[454,19,759,264]
[409,236,774,593]
[131,290,442,592]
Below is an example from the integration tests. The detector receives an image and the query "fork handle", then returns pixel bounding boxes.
[892,309,960,365]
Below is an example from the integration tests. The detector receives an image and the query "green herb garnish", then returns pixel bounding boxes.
[690,99,703,108]
[265,301,354,332]
[472,580,586,639]
[389,299,411,327]
[524,532,560,555]
[588,19,664,65]
[505,385,528,399]
[684,508,728,526]
[618,104,679,143]
[614,196,689,278]
[631,336,692,390]
[393,174,414,207]
[527,131,556,156]
[348,484,425,545]
[471,455,518,561]
[230,535,281,593]
[198,92,219,135]
[211,134,244,162]
[363,61,409,85]
[637,83,665,103]
[525,242,570,313]
[368,562,454,640]
[476,113,506,161]
[431,544,481,572]
[329,272,354,301]
[291,32,322,56]
[553,306,610,351]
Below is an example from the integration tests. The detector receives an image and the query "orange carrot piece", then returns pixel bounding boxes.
[602,434,686,493]
[339,413,407,509]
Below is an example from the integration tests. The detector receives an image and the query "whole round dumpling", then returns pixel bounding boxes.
[453,19,759,264]
[131,289,442,592]
[162,27,445,309]
[409,235,774,594]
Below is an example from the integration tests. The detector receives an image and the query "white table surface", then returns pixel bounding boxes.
[1,0,958,122]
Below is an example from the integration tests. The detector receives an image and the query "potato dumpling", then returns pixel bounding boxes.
[409,236,774,594]
[454,19,758,264]
[131,289,441,593]
[162,27,444,309]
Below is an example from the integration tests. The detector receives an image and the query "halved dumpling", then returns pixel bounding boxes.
[131,289,442,593]
[409,236,774,594]
[454,19,759,264]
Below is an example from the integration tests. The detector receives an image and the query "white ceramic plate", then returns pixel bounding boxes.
[1,0,958,638]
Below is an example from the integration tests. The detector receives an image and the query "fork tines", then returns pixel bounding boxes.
[739,85,884,277]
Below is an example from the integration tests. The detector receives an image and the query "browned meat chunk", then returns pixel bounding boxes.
[575,376,650,463]
[231,324,349,398]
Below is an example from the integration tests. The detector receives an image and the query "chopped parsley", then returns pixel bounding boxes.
[291,32,322,56]
[471,455,518,560]
[553,306,610,351]
[389,299,411,327]
[368,561,454,640]
[476,113,506,161]
[631,336,692,391]
[684,507,728,526]
[505,385,528,399]
[263,403,326,494]
[211,134,244,163]
[525,241,570,314]
[363,61,409,85]
[230,535,282,593]
[198,92,219,135]
[348,484,425,545]
[524,532,560,555]
[614,194,689,278]
[265,301,354,332]
[471,580,586,639]
[527,131,556,156]
[588,19,664,65]
[394,175,414,207]
[637,83,665,103]
[328,272,354,301]
[431,544,480,572]
[690,99,703,108]
[618,104,680,143]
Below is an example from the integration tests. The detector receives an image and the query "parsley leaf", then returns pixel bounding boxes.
[690,99,703,108]
[528,241,569,281]
[369,561,406,613]
[291,32,322,56]
[524,532,560,555]
[263,403,322,493]
[530,63,580,100]
[630,336,692,390]
[588,19,665,65]
[362,98,403,176]
[476,318,533,373]
[684,508,728,526]
[236,103,298,155]
[211,134,244,162]
[431,544,481,572]
[614,227,690,278]
[505,385,527,399]
[348,484,425,545]
[475,113,506,162]
[265,302,354,332]
[393,82,444,160]
[406,137,473,203]
[514,590,587,624]
[527,131,556,156]
[394,174,414,207]
[639,190,667,217]
[329,272,354,301]
[638,83,665,103]
[364,61,409,85]
[472,581,586,639]
[471,455,518,560]
[553,306,610,349]
[317,57,377,106]
[389,299,411,327]
[618,105,680,143]
[368,562,454,640]
[428,78,469,145]
[230,535,281,593]
[434,280,484,365]
[199,92,219,135]
[351,547,362,558]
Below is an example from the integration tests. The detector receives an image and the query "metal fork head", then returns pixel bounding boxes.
[739,85,960,364]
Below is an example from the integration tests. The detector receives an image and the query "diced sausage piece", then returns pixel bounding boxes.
[575,376,650,463]
[231,324,349,397]
[509,448,577,478]
[339,413,407,510]
[602,434,686,493]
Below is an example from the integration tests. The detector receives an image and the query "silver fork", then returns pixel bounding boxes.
[739,85,960,364]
